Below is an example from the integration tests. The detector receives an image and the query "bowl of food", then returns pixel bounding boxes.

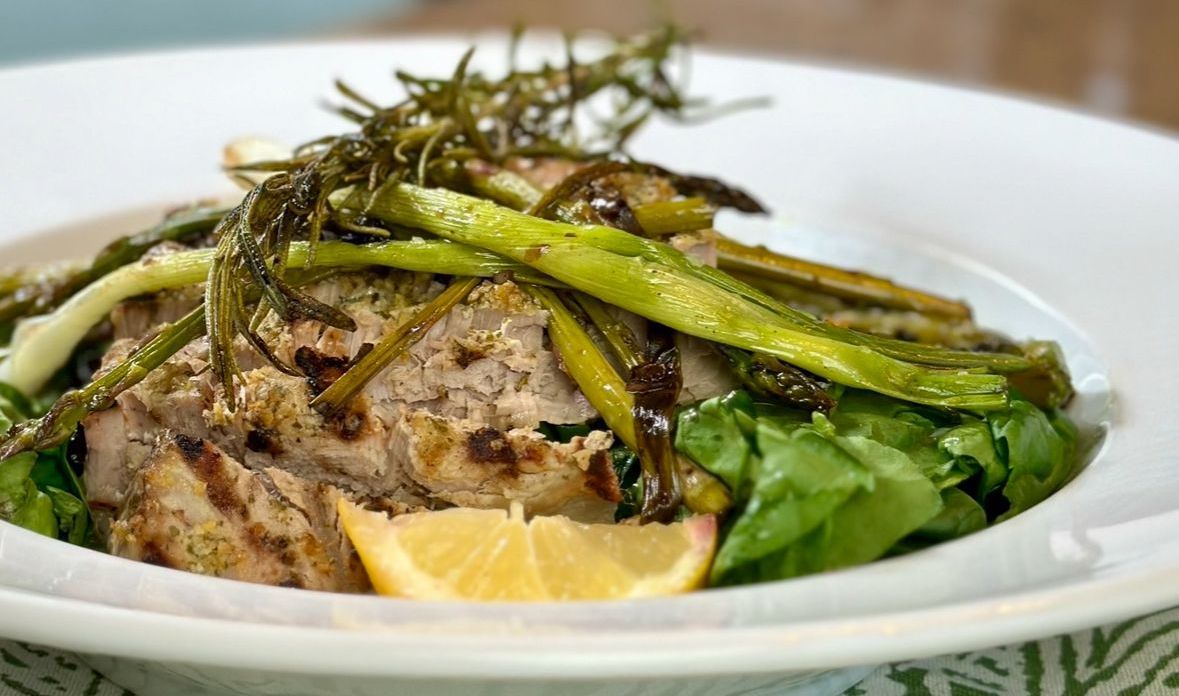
[0,29,1174,696]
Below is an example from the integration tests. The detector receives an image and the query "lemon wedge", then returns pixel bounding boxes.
[338,500,716,601]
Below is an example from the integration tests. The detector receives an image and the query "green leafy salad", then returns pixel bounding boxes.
[0,27,1079,594]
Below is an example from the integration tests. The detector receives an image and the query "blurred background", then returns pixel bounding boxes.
[2,0,1176,132]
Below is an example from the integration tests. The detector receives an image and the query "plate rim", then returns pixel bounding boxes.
[0,559,1177,676]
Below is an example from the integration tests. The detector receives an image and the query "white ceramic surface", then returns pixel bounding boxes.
[0,35,1177,696]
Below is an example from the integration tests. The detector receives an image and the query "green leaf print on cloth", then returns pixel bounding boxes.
[0,643,130,696]
[844,607,1179,695]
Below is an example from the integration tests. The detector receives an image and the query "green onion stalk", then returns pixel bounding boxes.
[0,267,341,460]
[0,308,207,461]
[0,207,226,326]
[0,239,550,396]
[525,285,731,518]
[458,159,1032,375]
[346,182,1011,410]
[714,237,972,318]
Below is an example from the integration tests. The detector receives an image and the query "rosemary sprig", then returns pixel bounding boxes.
[206,28,692,393]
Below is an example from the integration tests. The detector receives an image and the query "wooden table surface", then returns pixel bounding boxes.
[362,0,1179,133]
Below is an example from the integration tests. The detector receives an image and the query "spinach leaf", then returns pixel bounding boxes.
[825,391,949,448]
[0,380,35,421]
[753,436,943,578]
[0,453,57,538]
[0,382,91,543]
[990,398,1077,520]
[677,388,1079,587]
[45,486,89,545]
[828,390,963,489]
[0,452,36,517]
[11,481,56,537]
[711,425,874,582]
[938,417,1007,496]
[911,487,988,542]
[610,446,643,521]
[675,390,758,494]
[538,421,594,443]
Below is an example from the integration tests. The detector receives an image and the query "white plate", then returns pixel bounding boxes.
[1,35,1178,696]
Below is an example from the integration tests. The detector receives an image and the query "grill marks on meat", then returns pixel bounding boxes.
[466,427,518,466]
[174,433,246,518]
[110,435,375,591]
[293,346,350,395]
[393,411,618,522]
[85,276,622,548]
[86,180,736,591]
[583,450,622,504]
[216,372,620,520]
[262,276,596,430]
[359,280,597,429]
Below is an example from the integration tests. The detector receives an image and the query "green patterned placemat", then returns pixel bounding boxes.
[846,606,1179,695]
[3,607,1179,695]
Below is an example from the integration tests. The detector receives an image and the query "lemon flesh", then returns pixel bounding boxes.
[338,500,717,601]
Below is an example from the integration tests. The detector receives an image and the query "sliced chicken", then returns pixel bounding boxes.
[110,434,377,591]
[391,410,618,522]
[84,278,624,529]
